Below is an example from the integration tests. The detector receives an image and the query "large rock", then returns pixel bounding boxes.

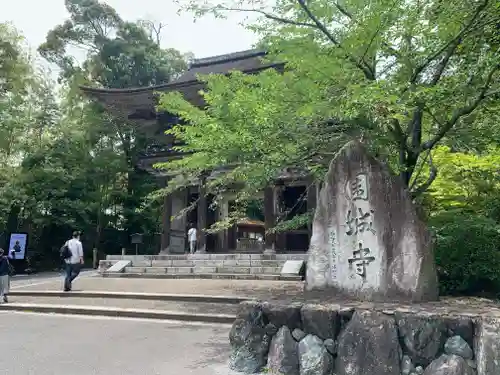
[267,326,299,375]
[301,304,339,340]
[336,310,401,375]
[475,317,500,375]
[260,302,302,330]
[298,335,334,375]
[443,316,474,349]
[229,307,271,373]
[396,312,447,367]
[305,141,438,302]
[423,354,474,375]
[444,335,473,360]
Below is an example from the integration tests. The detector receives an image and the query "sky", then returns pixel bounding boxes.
[0,0,259,73]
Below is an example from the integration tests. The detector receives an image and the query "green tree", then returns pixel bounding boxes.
[158,0,499,222]
[38,0,190,241]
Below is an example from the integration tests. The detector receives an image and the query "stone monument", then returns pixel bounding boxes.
[306,140,438,302]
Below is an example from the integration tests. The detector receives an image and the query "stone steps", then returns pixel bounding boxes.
[126,266,283,275]
[147,260,284,267]
[105,253,307,262]
[103,272,301,281]
[100,253,307,281]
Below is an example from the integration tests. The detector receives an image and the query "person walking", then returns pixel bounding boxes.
[0,248,12,303]
[63,231,84,292]
[187,224,197,254]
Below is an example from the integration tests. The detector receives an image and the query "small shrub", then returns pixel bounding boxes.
[430,212,500,297]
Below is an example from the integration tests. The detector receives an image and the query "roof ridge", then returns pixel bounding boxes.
[190,49,266,69]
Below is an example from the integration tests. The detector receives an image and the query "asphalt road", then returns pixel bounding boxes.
[0,312,240,375]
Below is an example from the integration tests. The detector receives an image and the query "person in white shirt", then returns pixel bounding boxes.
[64,231,84,292]
[187,224,197,254]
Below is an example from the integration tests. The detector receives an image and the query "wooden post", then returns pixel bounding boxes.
[160,194,172,252]
[264,186,276,253]
[92,248,98,269]
[218,197,229,252]
[197,185,207,253]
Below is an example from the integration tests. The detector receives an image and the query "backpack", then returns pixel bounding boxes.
[60,242,72,260]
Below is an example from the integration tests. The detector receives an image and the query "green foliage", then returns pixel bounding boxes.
[38,0,188,86]
[422,146,500,220]
[0,1,191,268]
[35,0,190,246]
[431,213,500,297]
[161,0,500,205]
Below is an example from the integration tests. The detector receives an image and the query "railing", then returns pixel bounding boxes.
[236,238,265,252]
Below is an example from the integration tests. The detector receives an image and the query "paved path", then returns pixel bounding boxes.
[10,270,97,289]
[16,277,304,300]
[11,296,240,315]
[0,312,243,375]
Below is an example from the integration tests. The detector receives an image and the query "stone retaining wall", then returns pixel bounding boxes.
[229,301,499,375]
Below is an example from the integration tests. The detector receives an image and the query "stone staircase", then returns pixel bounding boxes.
[99,253,307,281]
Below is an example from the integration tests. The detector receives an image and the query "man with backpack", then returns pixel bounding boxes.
[61,231,84,292]
[0,248,12,303]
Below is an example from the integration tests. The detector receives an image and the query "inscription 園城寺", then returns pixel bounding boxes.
[345,207,376,236]
[349,174,368,201]
[347,242,376,279]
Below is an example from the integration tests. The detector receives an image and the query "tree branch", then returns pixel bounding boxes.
[411,152,437,197]
[422,63,499,150]
[429,37,462,85]
[295,0,375,80]
[215,6,316,28]
[410,0,488,83]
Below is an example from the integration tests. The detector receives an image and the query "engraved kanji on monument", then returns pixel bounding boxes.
[306,141,438,302]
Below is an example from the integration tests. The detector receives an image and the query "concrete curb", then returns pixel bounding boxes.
[0,303,236,324]
[8,290,249,304]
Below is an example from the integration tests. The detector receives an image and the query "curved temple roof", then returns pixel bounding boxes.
[79,49,282,122]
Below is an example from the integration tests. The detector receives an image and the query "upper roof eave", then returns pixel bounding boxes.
[78,62,283,97]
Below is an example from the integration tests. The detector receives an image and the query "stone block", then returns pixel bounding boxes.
[298,334,333,375]
[263,267,279,274]
[306,141,438,302]
[125,267,145,273]
[249,267,264,274]
[267,326,299,375]
[301,304,339,340]
[475,317,500,375]
[423,354,473,375]
[260,302,302,330]
[144,267,167,274]
[150,260,173,267]
[442,316,474,349]
[219,267,251,274]
[395,312,447,367]
[229,306,270,373]
[167,267,192,274]
[193,266,217,274]
[105,260,131,273]
[336,311,401,375]
[280,260,305,276]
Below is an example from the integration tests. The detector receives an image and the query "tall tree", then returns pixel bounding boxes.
[38,0,190,241]
[158,0,500,216]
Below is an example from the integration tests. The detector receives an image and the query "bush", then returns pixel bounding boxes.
[430,212,500,297]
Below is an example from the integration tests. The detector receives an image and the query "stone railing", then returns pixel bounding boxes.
[228,300,496,375]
